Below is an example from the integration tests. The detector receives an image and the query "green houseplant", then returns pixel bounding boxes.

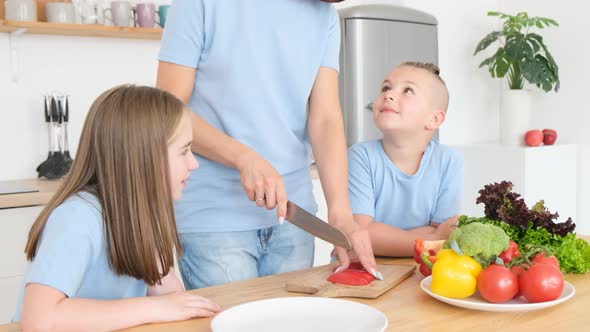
[474,11,560,92]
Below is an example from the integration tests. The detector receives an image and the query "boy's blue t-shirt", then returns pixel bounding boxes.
[12,192,147,322]
[158,0,340,233]
[348,139,464,229]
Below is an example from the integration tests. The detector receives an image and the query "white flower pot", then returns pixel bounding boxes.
[499,89,532,145]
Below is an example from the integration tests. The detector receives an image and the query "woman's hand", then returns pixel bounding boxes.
[330,214,382,280]
[150,292,221,322]
[236,149,288,222]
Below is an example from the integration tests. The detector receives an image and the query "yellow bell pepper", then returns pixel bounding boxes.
[430,249,482,299]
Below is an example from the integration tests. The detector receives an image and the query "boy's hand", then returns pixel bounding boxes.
[431,215,459,239]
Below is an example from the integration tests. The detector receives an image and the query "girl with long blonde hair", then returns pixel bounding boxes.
[15,85,220,331]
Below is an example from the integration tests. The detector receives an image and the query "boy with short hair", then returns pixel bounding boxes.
[348,62,463,257]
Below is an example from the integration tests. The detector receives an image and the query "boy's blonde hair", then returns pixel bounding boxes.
[399,61,449,111]
[25,85,188,286]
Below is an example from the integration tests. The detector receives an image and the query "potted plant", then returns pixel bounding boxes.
[474,11,559,145]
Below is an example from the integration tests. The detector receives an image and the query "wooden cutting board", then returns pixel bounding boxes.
[286,263,416,299]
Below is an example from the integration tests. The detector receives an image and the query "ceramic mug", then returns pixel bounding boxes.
[103,0,133,27]
[156,4,169,27]
[76,0,98,24]
[45,2,75,23]
[5,0,37,21]
[134,2,155,28]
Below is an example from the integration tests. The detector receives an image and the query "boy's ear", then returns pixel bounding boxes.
[425,109,446,130]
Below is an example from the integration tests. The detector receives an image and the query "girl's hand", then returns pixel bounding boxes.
[150,292,221,322]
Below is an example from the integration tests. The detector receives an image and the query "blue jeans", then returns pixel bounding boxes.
[178,221,314,290]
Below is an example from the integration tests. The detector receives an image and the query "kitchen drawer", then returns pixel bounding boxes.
[0,276,23,324]
[0,206,43,277]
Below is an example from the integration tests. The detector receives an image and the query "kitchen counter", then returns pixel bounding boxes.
[1,237,588,331]
[0,179,62,209]
[0,166,320,210]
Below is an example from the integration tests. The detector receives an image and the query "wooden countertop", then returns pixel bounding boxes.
[0,179,62,209]
[0,166,319,210]
[2,238,588,331]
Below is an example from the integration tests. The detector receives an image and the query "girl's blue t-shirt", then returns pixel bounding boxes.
[13,192,147,322]
[158,0,340,232]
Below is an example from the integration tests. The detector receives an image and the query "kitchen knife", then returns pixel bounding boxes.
[285,201,352,250]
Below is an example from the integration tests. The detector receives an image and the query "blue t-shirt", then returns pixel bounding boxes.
[12,192,147,322]
[159,0,340,232]
[348,139,464,229]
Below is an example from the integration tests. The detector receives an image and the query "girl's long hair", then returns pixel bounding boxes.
[25,85,188,286]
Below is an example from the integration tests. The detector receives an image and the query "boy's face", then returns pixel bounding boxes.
[372,66,445,135]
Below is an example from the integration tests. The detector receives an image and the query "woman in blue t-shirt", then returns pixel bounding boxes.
[156,0,380,289]
[15,86,220,331]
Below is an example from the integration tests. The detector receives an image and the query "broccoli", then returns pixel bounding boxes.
[443,222,510,266]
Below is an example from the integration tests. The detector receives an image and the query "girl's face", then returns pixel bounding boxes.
[167,116,198,201]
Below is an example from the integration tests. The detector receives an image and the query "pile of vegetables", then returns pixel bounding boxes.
[462,181,590,273]
[413,180,590,304]
[415,227,565,304]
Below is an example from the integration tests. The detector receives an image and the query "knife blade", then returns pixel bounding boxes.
[285,201,352,250]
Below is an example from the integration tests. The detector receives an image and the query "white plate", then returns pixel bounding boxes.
[420,275,575,312]
[211,297,388,332]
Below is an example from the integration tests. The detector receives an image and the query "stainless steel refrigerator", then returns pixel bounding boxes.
[338,5,439,146]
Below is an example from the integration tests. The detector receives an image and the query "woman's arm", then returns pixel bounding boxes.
[156,61,288,220]
[355,214,458,257]
[308,67,378,275]
[20,283,220,332]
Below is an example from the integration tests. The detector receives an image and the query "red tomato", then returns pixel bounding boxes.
[498,241,520,264]
[477,264,519,303]
[519,263,564,303]
[531,252,560,270]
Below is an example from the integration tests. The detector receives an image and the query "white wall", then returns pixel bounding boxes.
[496,0,590,234]
[0,34,160,181]
[1,0,588,232]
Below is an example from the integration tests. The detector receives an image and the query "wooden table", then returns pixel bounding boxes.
[2,250,589,332]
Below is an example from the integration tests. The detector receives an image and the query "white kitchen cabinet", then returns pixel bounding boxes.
[0,206,43,324]
[0,276,23,323]
[312,179,333,267]
[0,206,42,278]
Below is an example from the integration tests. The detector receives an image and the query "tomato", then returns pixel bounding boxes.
[519,263,564,303]
[477,264,519,303]
[498,241,520,264]
[531,252,560,270]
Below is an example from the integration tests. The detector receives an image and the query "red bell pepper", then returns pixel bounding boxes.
[413,239,445,276]
[327,262,375,286]
[498,241,520,265]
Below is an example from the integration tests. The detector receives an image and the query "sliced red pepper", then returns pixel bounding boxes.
[498,241,520,264]
[414,239,444,276]
[327,262,375,286]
